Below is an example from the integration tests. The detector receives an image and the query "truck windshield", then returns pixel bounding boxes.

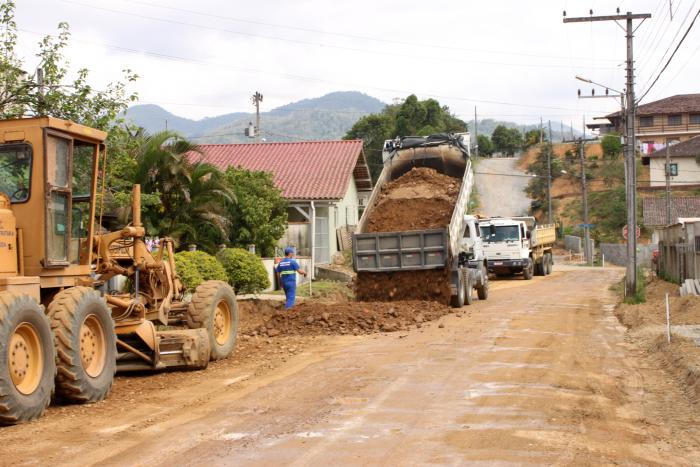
[0,143,32,202]
[480,225,521,242]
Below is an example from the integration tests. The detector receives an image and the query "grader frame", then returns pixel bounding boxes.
[0,117,238,425]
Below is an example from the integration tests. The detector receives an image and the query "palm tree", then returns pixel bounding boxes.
[134,131,233,250]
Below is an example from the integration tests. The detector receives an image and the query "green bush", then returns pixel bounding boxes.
[174,250,228,292]
[217,248,270,294]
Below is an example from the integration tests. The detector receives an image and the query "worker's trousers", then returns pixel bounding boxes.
[282,279,297,309]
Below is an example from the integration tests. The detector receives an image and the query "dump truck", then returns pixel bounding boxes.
[0,117,238,424]
[479,216,556,279]
[352,133,488,307]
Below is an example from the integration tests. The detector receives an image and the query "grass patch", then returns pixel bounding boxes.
[270,279,352,300]
[623,267,647,304]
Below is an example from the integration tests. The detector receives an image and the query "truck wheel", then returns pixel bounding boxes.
[523,259,534,280]
[546,253,553,275]
[534,258,544,276]
[477,273,489,300]
[187,281,238,360]
[451,269,466,308]
[0,292,55,425]
[464,271,474,306]
[48,287,116,403]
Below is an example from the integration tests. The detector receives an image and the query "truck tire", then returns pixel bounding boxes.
[464,271,474,306]
[546,253,553,275]
[523,259,534,280]
[0,292,55,425]
[48,287,116,403]
[187,281,238,360]
[451,269,466,308]
[534,258,544,276]
[476,264,489,300]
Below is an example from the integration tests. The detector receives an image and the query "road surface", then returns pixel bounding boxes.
[2,266,700,465]
[475,156,531,217]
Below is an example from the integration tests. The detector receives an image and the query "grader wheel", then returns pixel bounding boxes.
[0,292,55,425]
[47,287,116,403]
[187,281,238,360]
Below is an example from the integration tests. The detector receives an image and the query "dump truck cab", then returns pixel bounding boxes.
[0,116,106,301]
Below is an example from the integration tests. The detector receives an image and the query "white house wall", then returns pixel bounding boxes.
[649,156,700,187]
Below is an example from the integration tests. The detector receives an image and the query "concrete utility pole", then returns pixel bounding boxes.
[547,120,553,224]
[564,10,651,296]
[539,117,543,145]
[474,106,479,157]
[579,128,592,266]
[251,91,263,143]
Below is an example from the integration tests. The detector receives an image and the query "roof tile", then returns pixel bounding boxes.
[642,196,700,226]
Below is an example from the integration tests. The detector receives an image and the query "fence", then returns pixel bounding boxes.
[657,220,700,283]
[599,243,657,268]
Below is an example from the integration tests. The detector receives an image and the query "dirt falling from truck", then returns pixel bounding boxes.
[358,167,461,304]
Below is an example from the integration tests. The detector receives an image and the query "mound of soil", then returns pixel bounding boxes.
[355,269,452,304]
[365,167,460,232]
[240,299,452,337]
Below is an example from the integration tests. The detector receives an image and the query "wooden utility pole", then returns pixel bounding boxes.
[564,10,651,296]
[579,121,591,266]
[251,91,263,143]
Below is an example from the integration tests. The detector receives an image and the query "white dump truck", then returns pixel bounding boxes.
[479,216,556,280]
[352,134,489,307]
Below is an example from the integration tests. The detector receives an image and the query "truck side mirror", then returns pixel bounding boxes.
[526,231,531,239]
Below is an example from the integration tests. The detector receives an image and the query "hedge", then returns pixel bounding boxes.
[174,250,228,292]
[216,248,270,294]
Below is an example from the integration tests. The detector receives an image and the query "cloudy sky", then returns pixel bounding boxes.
[13,0,700,126]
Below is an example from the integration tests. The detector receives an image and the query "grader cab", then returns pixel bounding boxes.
[0,117,238,425]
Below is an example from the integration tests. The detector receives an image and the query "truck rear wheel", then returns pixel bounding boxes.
[451,269,466,308]
[534,258,545,276]
[523,259,534,280]
[464,271,474,306]
[187,281,238,360]
[476,272,489,301]
[0,292,55,425]
[48,287,116,403]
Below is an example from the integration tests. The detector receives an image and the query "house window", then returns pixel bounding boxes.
[667,162,678,176]
[690,114,700,124]
[640,116,654,127]
[668,115,682,126]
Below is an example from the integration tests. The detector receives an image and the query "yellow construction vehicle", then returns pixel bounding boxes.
[0,117,238,425]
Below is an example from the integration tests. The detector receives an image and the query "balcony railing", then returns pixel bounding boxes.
[636,121,700,135]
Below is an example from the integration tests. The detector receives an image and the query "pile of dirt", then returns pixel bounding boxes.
[365,167,460,232]
[355,269,452,304]
[240,299,452,337]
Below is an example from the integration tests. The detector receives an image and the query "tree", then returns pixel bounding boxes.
[476,134,494,156]
[601,133,623,159]
[0,2,137,128]
[491,125,523,156]
[525,143,562,218]
[523,128,545,148]
[223,167,288,257]
[134,131,233,251]
[345,94,467,179]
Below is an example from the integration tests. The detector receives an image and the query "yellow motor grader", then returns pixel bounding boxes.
[0,117,238,424]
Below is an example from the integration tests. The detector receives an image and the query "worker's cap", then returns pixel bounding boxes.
[284,247,295,255]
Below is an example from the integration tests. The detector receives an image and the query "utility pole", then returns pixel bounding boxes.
[539,116,543,145]
[251,91,263,143]
[474,106,479,157]
[579,132,591,266]
[564,10,651,296]
[560,121,564,143]
[547,120,553,224]
[665,140,672,224]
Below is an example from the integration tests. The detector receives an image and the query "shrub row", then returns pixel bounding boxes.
[174,248,270,294]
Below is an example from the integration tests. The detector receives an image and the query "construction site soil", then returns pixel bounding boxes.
[359,167,460,304]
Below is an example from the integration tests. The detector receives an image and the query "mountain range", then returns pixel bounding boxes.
[124,91,581,143]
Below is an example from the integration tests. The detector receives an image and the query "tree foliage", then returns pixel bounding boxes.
[174,250,228,292]
[223,168,287,257]
[476,134,494,156]
[525,143,563,217]
[491,125,523,156]
[0,2,137,128]
[345,94,467,179]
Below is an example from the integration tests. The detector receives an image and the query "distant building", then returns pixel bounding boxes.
[642,195,700,242]
[193,140,372,265]
[603,93,700,154]
[641,135,700,188]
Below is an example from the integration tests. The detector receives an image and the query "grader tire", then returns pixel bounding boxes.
[0,292,55,425]
[48,287,116,403]
[187,281,238,361]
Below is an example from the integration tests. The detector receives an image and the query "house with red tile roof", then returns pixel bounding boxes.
[193,139,372,265]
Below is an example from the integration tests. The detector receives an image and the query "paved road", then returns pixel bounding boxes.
[7,266,700,465]
[474,157,531,217]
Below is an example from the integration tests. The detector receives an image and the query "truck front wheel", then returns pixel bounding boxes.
[476,264,489,300]
[523,259,534,280]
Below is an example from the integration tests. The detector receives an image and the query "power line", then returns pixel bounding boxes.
[638,7,700,103]
[58,0,619,71]
[19,28,594,113]
[118,0,620,63]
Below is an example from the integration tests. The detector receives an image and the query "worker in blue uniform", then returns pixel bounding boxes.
[275,247,307,309]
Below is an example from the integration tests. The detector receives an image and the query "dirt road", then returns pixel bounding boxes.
[475,156,531,217]
[3,266,700,465]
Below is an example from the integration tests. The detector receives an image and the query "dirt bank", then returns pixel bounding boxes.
[365,167,460,232]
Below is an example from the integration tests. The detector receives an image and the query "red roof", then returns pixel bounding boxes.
[192,140,372,200]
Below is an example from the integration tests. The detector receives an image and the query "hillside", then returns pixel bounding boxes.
[477,118,581,142]
[125,91,386,143]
